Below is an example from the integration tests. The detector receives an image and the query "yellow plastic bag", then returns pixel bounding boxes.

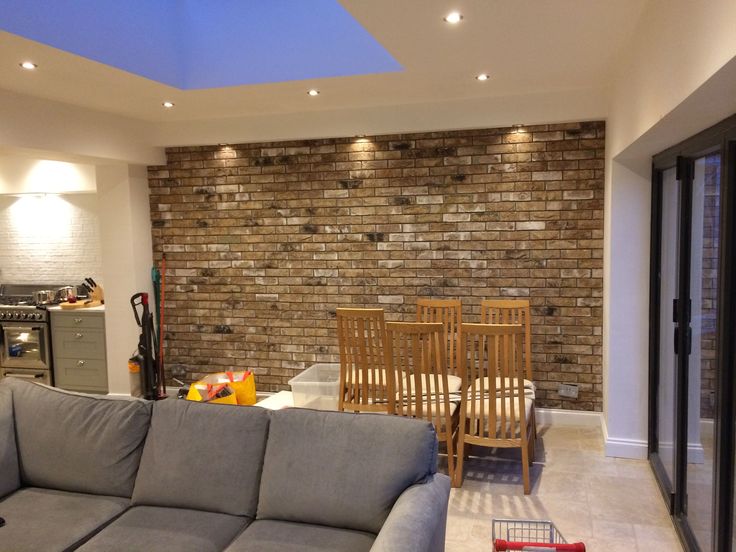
[186,382,238,405]
[190,371,256,406]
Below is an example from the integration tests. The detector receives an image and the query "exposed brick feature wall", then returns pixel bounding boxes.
[148,122,605,411]
[699,154,720,419]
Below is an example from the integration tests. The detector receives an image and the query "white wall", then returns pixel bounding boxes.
[0,157,96,194]
[603,0,736,458]
[0,88,163,166]
[0,193,102,284]
[97,165,154,395]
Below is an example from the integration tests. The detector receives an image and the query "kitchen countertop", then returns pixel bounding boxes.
[47,304,105,312]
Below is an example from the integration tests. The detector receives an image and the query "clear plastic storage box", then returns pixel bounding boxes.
[288,363,340,410]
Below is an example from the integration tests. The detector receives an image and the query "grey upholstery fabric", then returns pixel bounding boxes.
[5,378,152,497]
[0,487,129,552]
[0,385,19,498]
[258,409,438,534]
[76,506,249,552]
[132,399,270,517]
[370,474,451,552]
[224,520,375,552]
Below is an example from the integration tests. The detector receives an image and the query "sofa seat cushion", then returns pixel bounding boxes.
[132,399,270,517]
[224,520,375,552]
[0,487,129,552]
[76,505,250,552]
[258,408,438,534]
[3,378,152,497]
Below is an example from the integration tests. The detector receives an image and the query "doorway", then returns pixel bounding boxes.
[649,115,736,552]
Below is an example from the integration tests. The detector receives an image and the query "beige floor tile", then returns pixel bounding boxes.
[445,424,680,551]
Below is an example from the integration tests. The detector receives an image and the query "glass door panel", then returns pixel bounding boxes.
[658,166,680,488]
[685,153,721,551]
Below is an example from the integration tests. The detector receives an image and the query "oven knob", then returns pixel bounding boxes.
[34,313,43,321]
[13,312,21,320]
[20,313,27,320]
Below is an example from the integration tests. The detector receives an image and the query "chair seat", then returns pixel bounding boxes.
[399,374,462,397]
[464,395,534,436]
[472,377,536,399]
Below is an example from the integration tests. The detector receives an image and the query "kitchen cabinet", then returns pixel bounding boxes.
[50,307,108,394]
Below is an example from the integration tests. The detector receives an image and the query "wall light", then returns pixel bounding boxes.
[443,12,463,24]
[307,89,320,97]
[162,101,175,108]
[476,73,490,81]
[513,124,525,133]
[19,61,37,70]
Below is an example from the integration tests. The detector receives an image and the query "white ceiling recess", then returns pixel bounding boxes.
[0,0,648,158]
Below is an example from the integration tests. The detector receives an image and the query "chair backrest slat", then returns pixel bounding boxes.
[336,308,394,413]
[387,322,451,433]
[480,299,533,382]
[417,298,462,377]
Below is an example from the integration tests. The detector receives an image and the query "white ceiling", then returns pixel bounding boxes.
[0,0,647,124]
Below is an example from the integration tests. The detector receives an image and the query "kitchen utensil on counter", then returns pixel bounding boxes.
[32,290,56,305]
[56,286,76,303]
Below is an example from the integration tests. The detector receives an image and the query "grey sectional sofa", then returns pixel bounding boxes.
[0,378,449,552]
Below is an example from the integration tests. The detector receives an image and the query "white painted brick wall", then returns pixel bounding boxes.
[0,194,102,285]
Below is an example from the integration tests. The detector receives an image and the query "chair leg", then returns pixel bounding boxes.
[445,433,456,489]
[521,440,531,494]
[528,414,536,465]
[454,432,465,488]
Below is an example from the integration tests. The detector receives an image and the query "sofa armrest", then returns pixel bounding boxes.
[0,385,20,498]
[371,474,451,552]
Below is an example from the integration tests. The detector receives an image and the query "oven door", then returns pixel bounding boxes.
[0,323,50,370]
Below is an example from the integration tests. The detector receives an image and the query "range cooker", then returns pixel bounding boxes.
[0,283,66,385]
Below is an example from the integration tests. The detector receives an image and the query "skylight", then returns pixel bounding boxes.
[0,0,402,89]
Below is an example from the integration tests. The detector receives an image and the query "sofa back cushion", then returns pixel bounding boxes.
[5,378,152,497]
[0,385,20,498]
[132,399,270,517]
[257,409,438,534]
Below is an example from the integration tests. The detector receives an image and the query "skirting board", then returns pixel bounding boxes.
[535,407,603,427]
[601,418,648,460]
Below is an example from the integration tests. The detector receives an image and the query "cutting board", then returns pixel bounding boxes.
[59,300,103,309]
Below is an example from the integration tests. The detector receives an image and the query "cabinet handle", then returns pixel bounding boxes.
[74,318,82,324]
[75,333,83,339]
[77,360,85,367]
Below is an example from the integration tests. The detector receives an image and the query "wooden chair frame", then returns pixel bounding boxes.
[456,323,535,493]
[480,299,537,441]
[336,308,395,414]
[416,298,463,378]
[387,321,458,484]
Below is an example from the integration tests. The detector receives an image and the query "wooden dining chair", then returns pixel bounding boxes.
[336,308,395,414]
[386,321,458,485]
[456,323,535,493]
[480,299,537,439]
[416,298,463,392]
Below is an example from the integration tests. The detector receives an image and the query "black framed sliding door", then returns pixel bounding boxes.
[649,114,736,552]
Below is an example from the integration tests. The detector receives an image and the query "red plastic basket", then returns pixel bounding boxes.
[492,519,586,552]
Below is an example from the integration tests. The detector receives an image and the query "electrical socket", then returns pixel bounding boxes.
[558,383,579,399]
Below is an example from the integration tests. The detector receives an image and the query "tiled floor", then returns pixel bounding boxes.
[445,424,682,551]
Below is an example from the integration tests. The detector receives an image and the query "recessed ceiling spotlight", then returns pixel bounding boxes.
[443,11,463,24]
[19,61,37,70]
[307,89,320,96]
[476,73,490,81]
[162,101,175,108]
